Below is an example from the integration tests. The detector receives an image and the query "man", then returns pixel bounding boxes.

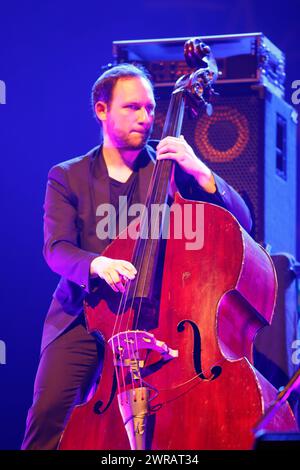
[22,64,252,450]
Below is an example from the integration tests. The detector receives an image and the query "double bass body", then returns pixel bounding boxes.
[59,197,298,450]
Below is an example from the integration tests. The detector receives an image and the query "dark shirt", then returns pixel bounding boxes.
[109,172,139,238]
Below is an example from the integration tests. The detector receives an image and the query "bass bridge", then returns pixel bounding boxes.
[108,330,178,450]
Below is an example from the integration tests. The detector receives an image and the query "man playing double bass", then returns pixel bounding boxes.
[22,63,252,450]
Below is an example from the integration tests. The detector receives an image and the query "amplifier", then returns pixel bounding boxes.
[113,33,286,98]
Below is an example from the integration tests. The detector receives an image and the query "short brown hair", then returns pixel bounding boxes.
[91,63,153,112]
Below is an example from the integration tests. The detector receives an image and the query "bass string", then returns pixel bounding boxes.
[127,158,171,392]
[109,155,169,396]
[115,89,183,340]
[111,89,184,396]
[130,97,185,380]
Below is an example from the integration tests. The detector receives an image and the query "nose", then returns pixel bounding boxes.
[138,107,152,125]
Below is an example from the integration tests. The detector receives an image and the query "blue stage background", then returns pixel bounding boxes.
[0,0,299,449]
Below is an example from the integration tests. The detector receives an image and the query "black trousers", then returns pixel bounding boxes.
[21,314,104,450]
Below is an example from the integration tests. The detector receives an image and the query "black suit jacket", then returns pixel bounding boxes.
[41,141,252,351]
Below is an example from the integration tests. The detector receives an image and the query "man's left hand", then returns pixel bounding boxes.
[156,135,216,194]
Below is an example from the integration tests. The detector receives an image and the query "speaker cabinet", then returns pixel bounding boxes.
[152,84,298,255]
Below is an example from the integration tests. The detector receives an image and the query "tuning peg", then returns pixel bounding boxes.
[210,88,219,97]
[184,38,211,68]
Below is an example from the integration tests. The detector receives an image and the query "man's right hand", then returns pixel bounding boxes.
[90,256,137,293]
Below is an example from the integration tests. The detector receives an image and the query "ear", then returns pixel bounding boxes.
[94,101,108,122]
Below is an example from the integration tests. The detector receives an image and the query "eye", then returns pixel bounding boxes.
[126,104,140,110]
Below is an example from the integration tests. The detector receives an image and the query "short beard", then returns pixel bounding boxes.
[115,127,152,151]
[123,134,150,150]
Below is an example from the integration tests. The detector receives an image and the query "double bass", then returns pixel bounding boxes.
[59,39,297,450]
